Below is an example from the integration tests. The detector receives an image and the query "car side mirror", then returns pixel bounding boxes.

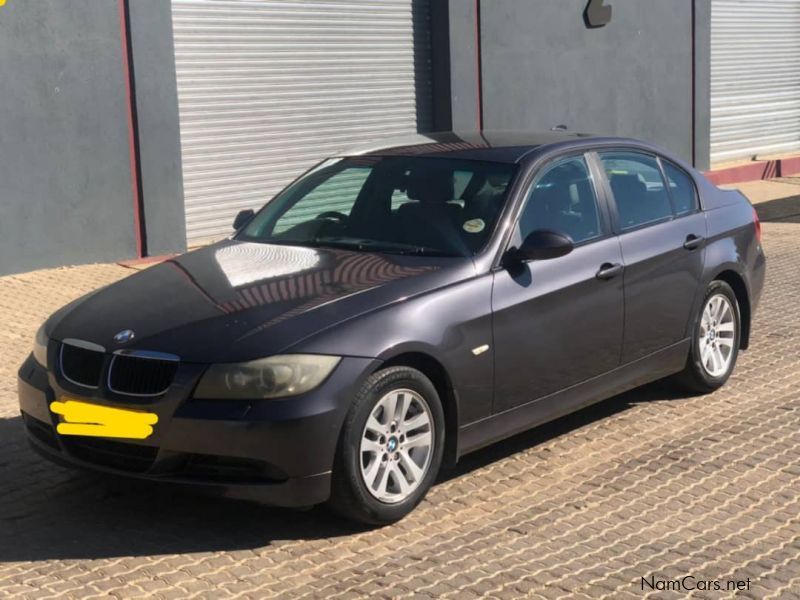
[233,209,255,231]
[507,229,574,262]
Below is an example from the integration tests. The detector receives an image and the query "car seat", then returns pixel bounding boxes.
[610,174,648,228]
[395,169,466,253]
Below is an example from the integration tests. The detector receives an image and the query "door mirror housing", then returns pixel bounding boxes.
[233,209,255,231]
[507,229,574,262]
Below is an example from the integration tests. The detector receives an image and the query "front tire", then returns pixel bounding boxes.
[674,280,741,393]
[328,366,445,525]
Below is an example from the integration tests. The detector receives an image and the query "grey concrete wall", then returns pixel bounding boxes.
[128,0,187,256]
[448,0,482,131]
[476,0,707,167]
[431,0,482,131]
[0,0,137,275]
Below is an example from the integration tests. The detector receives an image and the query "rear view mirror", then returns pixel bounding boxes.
[233,209,255,231]
[507,229,574,262]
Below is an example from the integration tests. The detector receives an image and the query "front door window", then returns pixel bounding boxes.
[520,155,602,244]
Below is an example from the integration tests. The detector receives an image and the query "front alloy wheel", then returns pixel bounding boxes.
[329,366,444,525]
[359,389,434,504]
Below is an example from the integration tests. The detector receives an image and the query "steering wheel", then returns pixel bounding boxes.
[316,211,349,223]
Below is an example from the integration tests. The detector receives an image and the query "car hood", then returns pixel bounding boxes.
[51,240,473,363]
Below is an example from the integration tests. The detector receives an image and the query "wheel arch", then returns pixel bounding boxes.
[377,352,460,468]
[712,269,752,350]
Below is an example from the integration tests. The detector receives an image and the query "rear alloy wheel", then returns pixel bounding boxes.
[674,280,741,393]
[698,293,737,378]
[329,366,444,525]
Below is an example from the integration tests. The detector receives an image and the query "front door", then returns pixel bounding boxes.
[492,154,625,413]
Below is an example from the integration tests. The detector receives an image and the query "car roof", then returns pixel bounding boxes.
[341,130,647,164]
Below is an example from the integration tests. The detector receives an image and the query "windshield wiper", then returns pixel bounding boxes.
[253,236,462,257]
[248,238,366,251]
[317,238,461,257]
[376,246,461,257]
[308,238,369,251]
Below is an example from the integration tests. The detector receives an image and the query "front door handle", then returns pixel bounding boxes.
[596,262,624,280]
[683,234,705,251]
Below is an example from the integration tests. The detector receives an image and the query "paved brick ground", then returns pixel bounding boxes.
[1,193,798,598]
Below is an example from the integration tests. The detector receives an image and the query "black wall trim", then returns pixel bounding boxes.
[430,0,453,131]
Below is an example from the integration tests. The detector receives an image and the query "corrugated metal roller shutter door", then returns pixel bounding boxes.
[711,0,800,165]
[171,0,433,244]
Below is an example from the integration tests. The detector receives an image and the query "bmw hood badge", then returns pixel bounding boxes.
[114,329,135,344]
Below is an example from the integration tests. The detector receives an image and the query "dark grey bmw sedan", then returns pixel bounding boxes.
[19,131,765,524]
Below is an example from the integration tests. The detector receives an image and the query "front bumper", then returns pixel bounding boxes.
[18,353,379,507]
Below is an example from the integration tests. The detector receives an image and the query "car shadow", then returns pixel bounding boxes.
[0,415,367,562]
[754,194,800,223]
[0,380,690,562]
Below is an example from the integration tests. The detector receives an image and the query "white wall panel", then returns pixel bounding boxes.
[711,0,800,164]
[172,0,432,243]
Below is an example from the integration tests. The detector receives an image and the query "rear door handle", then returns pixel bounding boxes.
[596,263,624,280]
[683,234,705,250]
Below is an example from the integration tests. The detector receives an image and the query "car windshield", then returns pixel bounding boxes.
[237,156,518,257]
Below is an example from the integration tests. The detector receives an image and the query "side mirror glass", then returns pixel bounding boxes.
[508,229,574,262]
[233,209,255,231]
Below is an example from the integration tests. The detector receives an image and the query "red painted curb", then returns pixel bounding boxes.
[781,155,800,177]
[117,254,176,268]
[705,155,800,186]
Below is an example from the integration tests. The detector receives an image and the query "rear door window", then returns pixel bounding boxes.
[598,151,673,231]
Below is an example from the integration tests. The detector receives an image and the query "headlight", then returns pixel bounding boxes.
[33,323,49,368]
[194,354,341,400]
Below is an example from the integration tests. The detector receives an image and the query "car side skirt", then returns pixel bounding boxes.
[457,339,691,458]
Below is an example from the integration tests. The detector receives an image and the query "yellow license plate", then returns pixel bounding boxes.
[50,399,158,440]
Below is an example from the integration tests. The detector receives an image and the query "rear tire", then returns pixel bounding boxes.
[673,280,741,394]
[328,366,445,525]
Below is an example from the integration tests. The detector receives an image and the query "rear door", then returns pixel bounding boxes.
[594,150,707,363]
